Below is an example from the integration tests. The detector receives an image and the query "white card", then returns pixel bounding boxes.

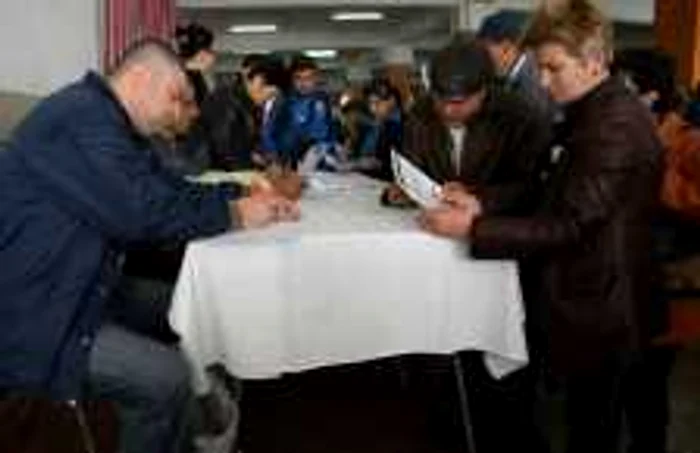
[391,149,442,208]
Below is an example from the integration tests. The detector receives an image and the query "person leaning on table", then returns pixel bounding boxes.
[0,39,299,453]
[420,1,662,452]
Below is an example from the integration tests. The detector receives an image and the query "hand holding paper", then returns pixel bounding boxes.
[391,150,442,208]
[419,181,483,239]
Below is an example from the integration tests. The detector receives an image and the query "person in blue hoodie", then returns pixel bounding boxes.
[0,39,298,453]
[286,55,338,169]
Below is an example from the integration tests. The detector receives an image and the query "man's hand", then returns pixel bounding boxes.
[441,183,483,220]
[249,167,304,201]
[382,184,414,207]
[265,166,304,201]
[232,194,301,230]
[271,172,304,201]
[419,200,482,239]
[249,174,275,197]
[442,181,469,197]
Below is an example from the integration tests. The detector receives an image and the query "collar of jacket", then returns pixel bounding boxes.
[563,75,623,119]
[83,71,148,145]
[506,52,529,83]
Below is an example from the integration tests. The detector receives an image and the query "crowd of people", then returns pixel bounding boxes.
[2,0,700,452]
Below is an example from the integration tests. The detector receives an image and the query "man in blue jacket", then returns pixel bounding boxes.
[287,55,338,169]
[0,40,297,453]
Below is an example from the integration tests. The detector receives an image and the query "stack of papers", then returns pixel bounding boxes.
[391,150,442,208]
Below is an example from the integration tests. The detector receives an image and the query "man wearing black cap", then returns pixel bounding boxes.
[384,41,552,451]
[478,10,554,119]
[386,40,550,215]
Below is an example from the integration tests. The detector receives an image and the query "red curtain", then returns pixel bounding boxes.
[103,0,176,70]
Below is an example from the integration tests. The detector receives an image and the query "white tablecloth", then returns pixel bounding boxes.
[170,173,528,392]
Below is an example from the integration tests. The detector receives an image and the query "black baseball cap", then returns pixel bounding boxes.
[430,41,496,100]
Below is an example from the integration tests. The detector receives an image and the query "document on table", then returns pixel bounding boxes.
[391,149,442,208]
[188,171,258,186]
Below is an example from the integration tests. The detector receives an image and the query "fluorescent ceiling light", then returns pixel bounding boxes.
[331,11,385,22]
[227,24,277,34]
[303,49,338,59]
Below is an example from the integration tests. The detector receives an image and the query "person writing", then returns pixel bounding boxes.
[0,39,298,453]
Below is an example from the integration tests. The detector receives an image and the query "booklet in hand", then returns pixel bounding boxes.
[391,149,442,208]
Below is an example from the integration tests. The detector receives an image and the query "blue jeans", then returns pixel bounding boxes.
[88,324,195,453]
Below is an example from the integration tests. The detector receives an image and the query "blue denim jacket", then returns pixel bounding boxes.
[0,72,235,398]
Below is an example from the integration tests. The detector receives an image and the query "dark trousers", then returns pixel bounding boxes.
[623,346,676,453]
[458,352,632,453]
[562,356,627,453]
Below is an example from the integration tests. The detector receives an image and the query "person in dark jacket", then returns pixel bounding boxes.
[192,56,288,170]
[421,2,662,452]
[0,40,298,453]
[385,40,551,215]
[176,23,216,107]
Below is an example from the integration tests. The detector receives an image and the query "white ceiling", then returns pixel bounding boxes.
[179,6,454,52]
[177,0,655,54]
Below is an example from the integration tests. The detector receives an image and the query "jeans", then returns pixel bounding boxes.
[88,324,195,453]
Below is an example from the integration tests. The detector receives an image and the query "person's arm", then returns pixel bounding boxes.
[474,96,554,216]
[20,114,236,245]
[470,115,660,260]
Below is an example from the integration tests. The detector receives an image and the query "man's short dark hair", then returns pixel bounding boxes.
[247,57,289,90]
[175,23,214,59]
[289,55,319,75]
[241,53,268,71]
[109,38,185,78]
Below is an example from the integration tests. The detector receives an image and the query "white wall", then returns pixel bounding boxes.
[0,0,101,95]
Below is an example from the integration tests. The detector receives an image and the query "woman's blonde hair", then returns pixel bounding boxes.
[524,0,614,63]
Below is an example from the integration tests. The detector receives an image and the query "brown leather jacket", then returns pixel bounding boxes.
[403,85,552,215]
[471,78,663,375]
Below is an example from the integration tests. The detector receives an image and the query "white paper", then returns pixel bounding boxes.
[391,149,442,208]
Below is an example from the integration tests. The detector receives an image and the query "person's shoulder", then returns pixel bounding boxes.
[486,84,542,125]
[14,73,114,139]
[201,82,246,117]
